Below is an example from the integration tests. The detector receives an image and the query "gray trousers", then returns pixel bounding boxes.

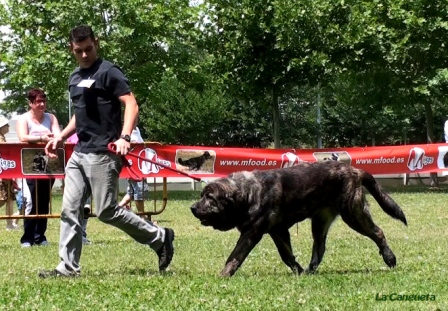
[56,151,165,276]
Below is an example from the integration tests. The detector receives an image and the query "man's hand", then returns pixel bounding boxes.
[45,137,64,158]
[114,138,131,155]
[41,133,54,143]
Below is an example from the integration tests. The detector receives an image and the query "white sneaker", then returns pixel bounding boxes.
[21,242,32,248]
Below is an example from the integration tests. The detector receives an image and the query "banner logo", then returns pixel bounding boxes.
[407,147,433,171]
[0,154,16,174]
[281,152,302,168]
[138,148,171,175]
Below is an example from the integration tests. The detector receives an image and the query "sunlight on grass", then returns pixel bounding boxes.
[0,187,446,310]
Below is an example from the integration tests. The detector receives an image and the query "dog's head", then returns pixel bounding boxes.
[203,151,212,160]
[191,173,259,231]
[191,179,240,231]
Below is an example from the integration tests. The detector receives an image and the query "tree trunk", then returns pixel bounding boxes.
[272,87,281,148]
[316,83,322,148]
[424,101,439,187]
[424,101,435,143]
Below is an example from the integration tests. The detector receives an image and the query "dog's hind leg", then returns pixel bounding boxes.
[305,209,338,274]
[340,196,397,268]
[269,228,304,274]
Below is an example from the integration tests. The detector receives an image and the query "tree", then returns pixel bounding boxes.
[139,73,232,145]
[197,0,390,148]
[367,0,448,143]
[0,0,197,125]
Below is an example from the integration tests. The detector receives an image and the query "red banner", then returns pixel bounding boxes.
[0,142,446,179]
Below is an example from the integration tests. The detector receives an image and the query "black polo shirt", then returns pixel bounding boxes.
[68,58,131,153]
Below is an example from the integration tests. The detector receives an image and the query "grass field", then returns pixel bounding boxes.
[0,186,447,310]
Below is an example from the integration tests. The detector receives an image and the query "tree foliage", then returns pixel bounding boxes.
[0,0,197,125]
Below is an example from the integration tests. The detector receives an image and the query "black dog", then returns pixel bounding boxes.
[178,151,212,171]
[32,152,47,173]
[323,153,340,161]
[191,161,407,277]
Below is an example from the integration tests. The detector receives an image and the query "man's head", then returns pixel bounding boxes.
[69,25,99,69]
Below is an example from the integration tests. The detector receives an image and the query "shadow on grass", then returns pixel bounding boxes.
[308,267,392,276]
[185,268,394,279]
[86,267,177,277]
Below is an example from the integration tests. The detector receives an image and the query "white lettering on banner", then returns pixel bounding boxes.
[219,159,278,167]
[355,156,405,165]
[0,156,17,174]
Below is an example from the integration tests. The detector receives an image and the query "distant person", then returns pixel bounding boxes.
[41,24,174,278]
[16,88,61,247]
[118,126,148,219]
[11,182,25,228]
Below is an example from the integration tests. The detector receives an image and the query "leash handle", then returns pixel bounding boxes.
[107,143,203,182]
[107,143,142,181]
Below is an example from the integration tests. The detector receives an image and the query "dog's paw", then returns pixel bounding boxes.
[220,259,239,277]
[303,267,318,275]
[290,263,304,275]
[380,248,397,268]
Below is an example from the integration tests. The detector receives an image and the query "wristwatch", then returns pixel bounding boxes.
[120,134,131,142]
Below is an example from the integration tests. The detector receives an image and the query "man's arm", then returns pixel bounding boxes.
[120,92,138,136]
[44,116,77,158]
[113,92,138,155]
[58,116,77,141]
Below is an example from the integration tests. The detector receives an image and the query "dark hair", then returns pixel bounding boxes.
[28,88,46,102]
[69,25,96,43]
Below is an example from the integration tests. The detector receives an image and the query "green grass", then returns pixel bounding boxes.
[0,186,447,310]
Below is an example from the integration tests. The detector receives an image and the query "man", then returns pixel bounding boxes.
[41,25,174,277]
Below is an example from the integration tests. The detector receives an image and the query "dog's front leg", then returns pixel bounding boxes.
[220,230,264,277]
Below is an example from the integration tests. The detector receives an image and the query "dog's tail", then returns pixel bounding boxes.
[361,171,407,226]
